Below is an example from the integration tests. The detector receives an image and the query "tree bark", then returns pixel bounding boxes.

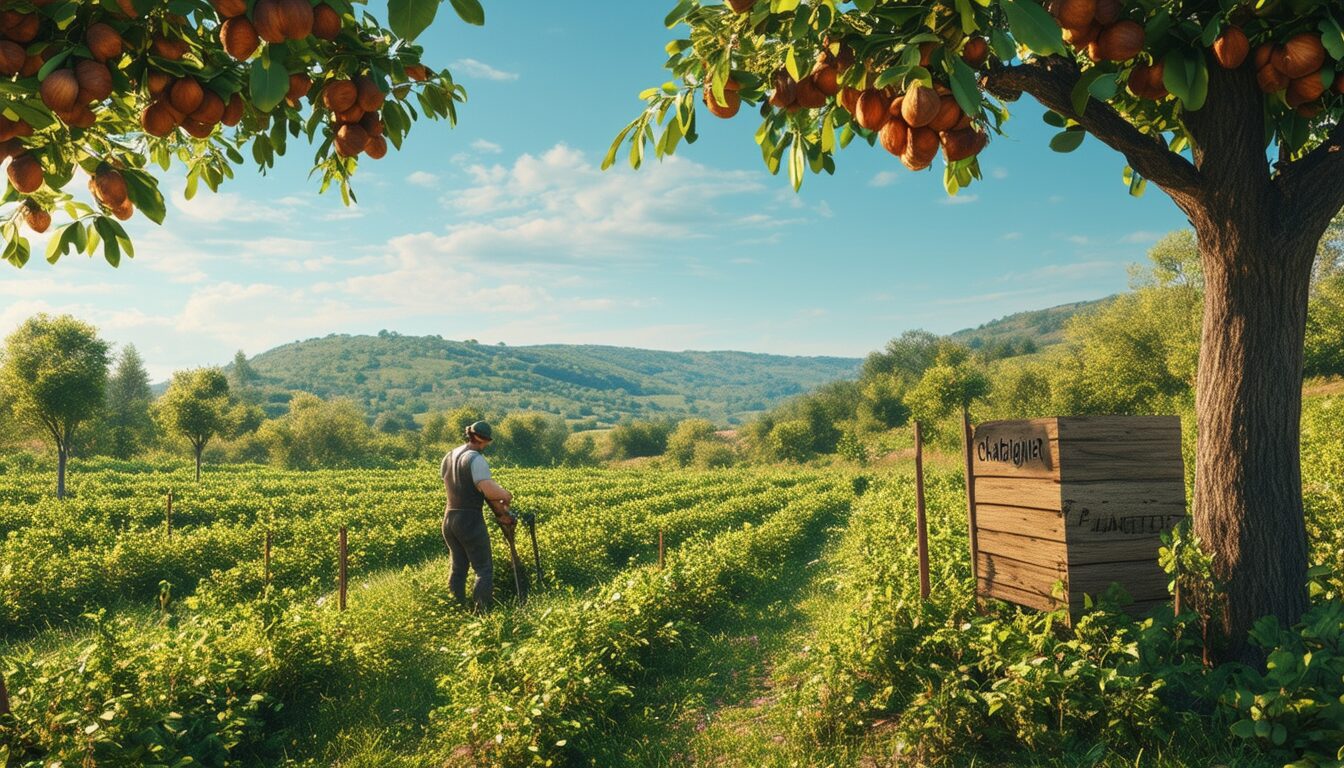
[1191,206,1317,660]
[56,443,67,501]
[194,444,202,483]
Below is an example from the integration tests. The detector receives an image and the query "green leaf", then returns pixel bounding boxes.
[449,0,485,26]
[1071,69,1107,115]
[93,217,120,267]
[789,135,804,192]
[122,170,166,225]
[389,0,441,40]
[1163,48,1209,111]
[947,56,983,116]
[1049,129,1085,152]
[37,49,72,81]
[1041,110,1067,127]
[664,0,693,28]
[249,55,289,113]
[1320,17,1344,60]
[999,0,1064,57]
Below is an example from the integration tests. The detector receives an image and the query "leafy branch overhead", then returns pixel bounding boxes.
[0,0,484,269]
[610,0,1344,198]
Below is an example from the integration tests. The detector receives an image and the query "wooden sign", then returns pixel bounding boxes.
[969,416,1185,618]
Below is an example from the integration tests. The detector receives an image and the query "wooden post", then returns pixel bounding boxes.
[0,670,10,717]
[914,421,931,601]
[961,408,979,591]
[338,527,348,612]
[165,489,173,539]
[658,529,665,570]
[264,530,272,588]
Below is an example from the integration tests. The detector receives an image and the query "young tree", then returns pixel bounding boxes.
[616,0,1344,656]
[0,314,109,498]
[0,0,481,267]
[102,343,155,458]
[157,367,232,481]
[229,350,261,398]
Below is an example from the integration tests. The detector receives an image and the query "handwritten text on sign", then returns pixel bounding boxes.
[976,426,1050,470]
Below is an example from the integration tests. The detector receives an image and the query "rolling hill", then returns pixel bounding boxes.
[238,333,861,427]
[949,297,1113,351]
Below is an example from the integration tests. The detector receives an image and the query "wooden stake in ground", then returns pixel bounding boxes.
[658,528,665,570]
[338,527,348,612]
[165,489,173,539]
[264,530,272,588]
[914,420,931,601]
[961,408,979,589]
[0,670,10,717]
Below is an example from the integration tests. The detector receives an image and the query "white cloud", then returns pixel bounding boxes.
[941,194,979,205]
[1001,231,1023,240]
[470,139,503,154]
[1121,230,1163,244]
[869,171,900,188]
[991,167,1009,180]
[451,58,519,81]
[407,171,440,188]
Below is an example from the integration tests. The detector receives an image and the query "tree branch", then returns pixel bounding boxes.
[983,57,1203,212]
[1275,120,1344,238]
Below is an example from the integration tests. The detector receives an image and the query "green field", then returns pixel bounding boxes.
[1,396,1341,767]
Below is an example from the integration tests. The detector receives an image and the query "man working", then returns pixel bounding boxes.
[441,420,514,612]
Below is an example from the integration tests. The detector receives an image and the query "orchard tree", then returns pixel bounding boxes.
[101,343,156,458]
[157,366,232,481]
[0,0,480,267]
[0,314,109,498]
[613,0,1344,654]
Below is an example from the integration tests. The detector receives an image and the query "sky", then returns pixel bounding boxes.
[0,2,1191,379]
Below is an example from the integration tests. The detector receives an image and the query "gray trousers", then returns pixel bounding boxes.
[442,508,493,612]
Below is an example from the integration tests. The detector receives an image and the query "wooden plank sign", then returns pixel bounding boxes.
[969,415,1185,618]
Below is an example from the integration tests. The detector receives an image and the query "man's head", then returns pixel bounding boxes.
[465,420,493,449]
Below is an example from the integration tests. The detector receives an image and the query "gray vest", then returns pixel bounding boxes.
[443,446,486,514]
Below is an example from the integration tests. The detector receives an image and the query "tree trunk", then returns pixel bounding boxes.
[1192,215,1316,661]
[56,443,67,501]
[194,444,202,483]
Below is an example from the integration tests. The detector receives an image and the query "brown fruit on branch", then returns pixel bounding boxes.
[918,42,937,67]
[961,36,989,68]
[313,4,342,39]
[182,118,214,139]
[405,64,429,82]
[1127,60,1167,100]
[855,88,889,131]
[252,0,286,43]
[191,90,226,124]
[115,0,137,17]
[147,70,172,97]
[39,69,79,112]
[878,118,908,157]
[0,40,23,75]
[364,134,388,159]
[287,73,312,103]
[900,127,938,170]
[7,155,43,194]
[1272,34,1325,79]
[333,123,367,156]
[110,198,134,221]
[141,102,178,136]
[93,166,129,207]
[1286,72,1326,107]
[1093,0,1122,25]
[358,111,384,137]
[1295,101,1323,118]
[928,97,965,132]
[4,13,39,43]
[212,0,247,18]
[810,62,840,96]
[23,202,49,233]
[170,78,205,115]
[222,17,259,60]
[222,93,245,126]
[1334,72,1344,96]
[152,35,189,60]
[1253,44,1272,70]
[87,23,123,63]
[75,60,114,103]
[1063,23,1100,52]
[1055,0,1096,31]
[322,79,358,112]
[58,106,96,128]
[19,51,43,77]
[794,76,827,109]
[727,0,754,12]
[1097,20,1144,61]
[1212,27,1249,69]
[335,104,364,124]
[355,75,385,111]
[1256,63,1288,93]
[278,0,314,40]
[941,128,982,162]
[839,86,860,115]
[704,82,741,118]
[901,85,941,128]
[0,139,23,160]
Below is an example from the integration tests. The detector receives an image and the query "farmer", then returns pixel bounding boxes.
[441,420,514,612]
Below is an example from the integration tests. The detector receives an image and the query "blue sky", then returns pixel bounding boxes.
[0,2,1189,379]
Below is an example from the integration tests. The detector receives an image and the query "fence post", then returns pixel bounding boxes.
[658,528,665,570]
[264,530,272,588]
[914,421,931,601]
[165,489,173,539]
[961,408,980,601]
[338,527,348,612]
[0,670,10,717]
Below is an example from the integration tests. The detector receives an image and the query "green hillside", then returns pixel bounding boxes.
[950,296,1114,351]
[240,333,861,426]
